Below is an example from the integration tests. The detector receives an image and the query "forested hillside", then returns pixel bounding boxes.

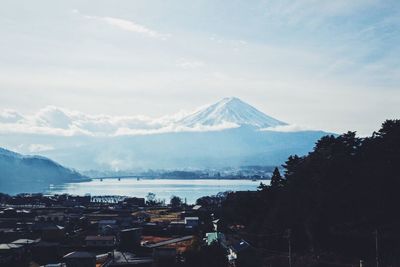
[218,120,400,266]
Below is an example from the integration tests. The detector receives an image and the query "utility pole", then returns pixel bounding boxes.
[288,229,292,267]
[375,229,379,267]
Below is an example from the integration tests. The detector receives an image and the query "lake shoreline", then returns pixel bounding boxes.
[46,178,268,204]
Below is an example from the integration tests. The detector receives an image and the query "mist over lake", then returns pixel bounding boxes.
[47,178,265,204]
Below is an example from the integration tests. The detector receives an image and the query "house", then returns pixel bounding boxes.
[40,224,65,241]
[36,212,65,223]
[192,205,202,211]
[120,228,142,250]
[63,195,91,206]
[228,239,260,266]
[184,217,199,227]
[98,219,118,234]
[205,232,227,247]
[31,241,61,264]
[142,222,162,235]
[153,247,176,267]
[123,197,145,207]
[228,239,251,261]
[212,219,219,232]
[11,239,38,246]
[0,243,26,266]
[112,251,153,266]
[63,251,96,267]
[85,235,116,248]
[168,221,186,235]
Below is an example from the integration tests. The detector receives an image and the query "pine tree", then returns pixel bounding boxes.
[270,167,284,188]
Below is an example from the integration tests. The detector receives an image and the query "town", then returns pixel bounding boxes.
[0,192,256,267]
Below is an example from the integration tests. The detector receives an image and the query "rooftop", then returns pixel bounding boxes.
[184,217,199,220]
[85,235,115,241]
[0,243,23,250]
[98,219,117,224]
[205,232,226,246]
[231,240,251,253]
[11,239,38,245]
[63,251,96,259]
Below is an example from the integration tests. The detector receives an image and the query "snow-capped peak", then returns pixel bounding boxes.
[177,97,287,128]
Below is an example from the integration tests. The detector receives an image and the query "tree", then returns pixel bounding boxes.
[217,120,400,265]
[270,167,284,188]
[146,192,157,206]
[257,182,268,191]
[170,195,183,208]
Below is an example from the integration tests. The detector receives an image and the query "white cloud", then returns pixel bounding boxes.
[0,122,93,137]
[34,106,73,129]
[28,144,55,153]
[176,58,205,69]
[0,106,238,137]
[261,124,319,133]
[0,109,23,123]
[83,13,170,39]
[114,121,239,136]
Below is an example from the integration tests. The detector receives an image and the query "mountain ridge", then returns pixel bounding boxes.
[0,147,88,194]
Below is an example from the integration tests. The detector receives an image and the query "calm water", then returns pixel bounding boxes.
[48,178,267,204]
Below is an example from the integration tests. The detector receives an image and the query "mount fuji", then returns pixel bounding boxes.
[0,97,332,172]
[177,97,287,128]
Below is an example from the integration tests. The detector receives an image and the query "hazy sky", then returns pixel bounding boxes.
[0,0,399,135]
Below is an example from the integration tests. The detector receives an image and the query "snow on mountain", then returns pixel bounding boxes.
[177,97,287,128]
[0,98,331,173]
[0,97,289,137]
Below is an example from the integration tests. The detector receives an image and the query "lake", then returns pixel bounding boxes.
[48,178,267,204]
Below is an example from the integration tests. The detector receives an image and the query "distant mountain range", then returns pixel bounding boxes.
[0,147,87,194]
[0,97,333,173]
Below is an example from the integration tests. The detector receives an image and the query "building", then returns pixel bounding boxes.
[184,217,199,227]
[153,247,176,267]
[36,212,65,223]
[31,241,61,264]
[228,239,250,261]
[40,224,65,241]
[11,239,38,246]
[98,219,118,234]
[0,243,25,266]
[212,219,220,231]
[85,235,116,248]
[111,251,153,267]
[63,251,96,267]
[205,232,227,247]
[120,228,142,250]
[123,197,145,207]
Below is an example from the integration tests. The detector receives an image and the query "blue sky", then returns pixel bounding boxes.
[0,0,399,135]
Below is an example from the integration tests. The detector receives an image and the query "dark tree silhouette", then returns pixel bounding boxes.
[170,195,183,208]
[218,120,400,266]
[270,167,284,188]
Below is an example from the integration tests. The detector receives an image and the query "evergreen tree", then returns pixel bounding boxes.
[270,167,284,188]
